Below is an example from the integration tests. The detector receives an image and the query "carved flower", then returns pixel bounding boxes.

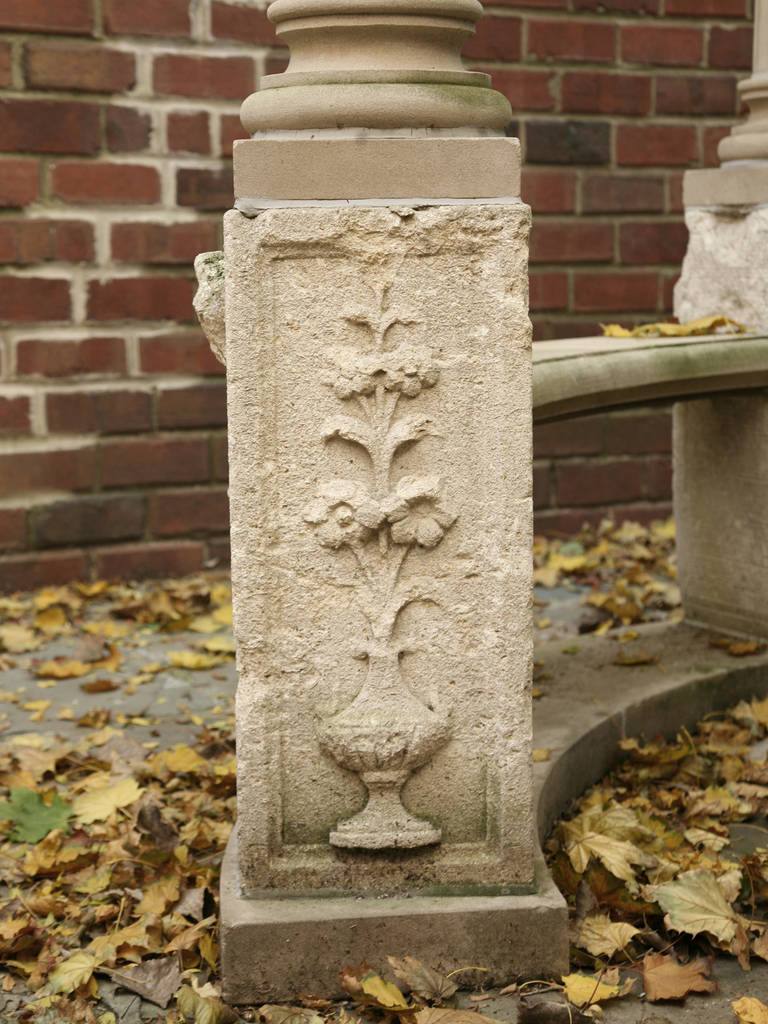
[383,475,456,549]
[328,344,440,400]
[304,480,384,549]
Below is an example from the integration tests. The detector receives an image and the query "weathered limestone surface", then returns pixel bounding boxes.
[675,206,768,329]
[192,251,226,365]
[223,201,535,895]
[675,395,768,639]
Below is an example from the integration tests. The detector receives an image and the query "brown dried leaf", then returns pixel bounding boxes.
[387,956,457,1003]
[641,952,716,1002]
[100,956,182,1008]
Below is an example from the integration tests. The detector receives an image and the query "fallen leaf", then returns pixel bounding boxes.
[168,651,221,671]
[533,749,552,763]
[73,777,143,824]
[561,972,634,1007]
[80,679,120,694]
[734,996,768,1024]
[258,1007,324,1024]
[571,914,640,958]
[0,787,72,842]
[653,870,741,944]
[99,957,182,1008]
[641,952,716,1001]
[387,956,457,1003]
[49,952,102,995]
[0,623,40,652]
[176,983,238,1024]
[613,649,657,667]
[414,1011,502,1024]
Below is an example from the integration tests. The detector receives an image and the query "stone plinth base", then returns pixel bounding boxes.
[219,830,568,1005]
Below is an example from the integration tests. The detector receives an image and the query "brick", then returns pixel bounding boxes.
[25,43,135,93]
[157,383,228,429]
[0,159,40,208]
[93,540,205,581]
[462,16,521,61]
[149,487,229,536]
[526,120,610,165]
[220,114,247,158]
[667,173,684,214]
[264,54,289,77]
[0,220,94,264]
[556,458,646,506]
[656,75,738,116]
[709,26,753,69]
[534,415,604,458]
[562,72,651,116]
[619,222,689,265]
[531,221,613,264]
[176,167,233,210]
[139,330,224,376]
[533,318,604,341]
[211,2,277,45]
[645,456,672,500]
[487,69,555,112]
[47,389,153,434]
[662,273,679,311]
[0,551,88,593]
[534,508,603,537]
[532,461,551,510]
[51,162,160,205]
[16,337,126,378]
[0,100,100,155]
[581,174,664,214]
[529,272,568,311]
[605,411,671,455]
[32,495,146,548]
[521,169,575,213]
[88,277,196,322]
[574,272,659,312]
[168,112,210,155]
[104,0,190,38]
[0,508,27,552]
[154,55,255,100]
[574,0,658,10]
[621,25,703,67]
[666,0,747,13]
[0,446,95,497]
[106,107,152,153]
[617,125,697,167]
[0,396,31,435]
[0,42,12,87]
[213,435,228,481]
[112,222,219,265]
[100,437,210,488]
[702,125,732,167]
[0,0,92,35]
[0,278,70,323]
[527,19,615,63]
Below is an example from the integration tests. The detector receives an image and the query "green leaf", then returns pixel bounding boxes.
[0,787,72,843]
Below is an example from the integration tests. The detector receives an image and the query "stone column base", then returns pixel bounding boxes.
[675,395,768,639]
[219,828,568,1005]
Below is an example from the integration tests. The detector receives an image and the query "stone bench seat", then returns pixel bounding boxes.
[533,331,768,422]
[534,330,768,642]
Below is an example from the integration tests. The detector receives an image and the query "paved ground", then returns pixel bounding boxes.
[2,579,768,1022]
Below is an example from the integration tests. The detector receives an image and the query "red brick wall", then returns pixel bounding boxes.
[0,0,752,586]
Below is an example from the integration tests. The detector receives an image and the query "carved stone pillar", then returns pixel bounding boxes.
[196,0,567,1002]
[675,1,768,640]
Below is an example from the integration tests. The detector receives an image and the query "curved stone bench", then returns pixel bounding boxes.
[532,331,768,422]
[533,332,768,640]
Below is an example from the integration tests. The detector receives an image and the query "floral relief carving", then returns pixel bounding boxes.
[304,286,456,850]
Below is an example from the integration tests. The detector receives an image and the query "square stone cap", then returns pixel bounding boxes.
[684,164,768,208]
[233,136,521,202]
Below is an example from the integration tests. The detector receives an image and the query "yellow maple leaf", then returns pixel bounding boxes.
[156,744,208,774]
[49,951,102,994]
[533,749,551,763]
[571,914,640,958]
[562,972,633,1007]
[34,606,70,635]
[213,603,233,625]
[188,615,223,634]
[168,651,221,670]
[0,624,40,653]
[733,996,768,1024]
[203,635,236,654]
[360,974,411,1010]
[73,776,143,824]
[135,874,180,916]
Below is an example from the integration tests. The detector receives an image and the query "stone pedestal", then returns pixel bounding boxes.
[194,0,568,1000]
[673,1,768,640]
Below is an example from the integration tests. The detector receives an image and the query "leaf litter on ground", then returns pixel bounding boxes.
[2,536,768,1020]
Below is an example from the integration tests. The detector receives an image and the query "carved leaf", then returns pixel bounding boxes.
[322,415,375,455]
[385,414,434,460]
